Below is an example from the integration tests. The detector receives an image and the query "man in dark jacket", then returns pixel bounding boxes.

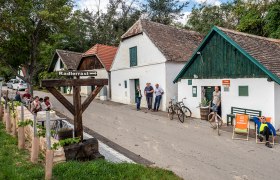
[253,116,276,148]
[144,83,154,110]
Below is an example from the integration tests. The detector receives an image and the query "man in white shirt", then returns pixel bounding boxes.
[153,83,164,111]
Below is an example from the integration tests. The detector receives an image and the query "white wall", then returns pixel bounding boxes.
[111,32,167,71]
[54,58,62,71]
[111,63,167,110]
[178,78,276,126]
[274,82,280,130]
[165,62,185,104]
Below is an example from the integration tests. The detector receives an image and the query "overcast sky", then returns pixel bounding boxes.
[74,0,230,23]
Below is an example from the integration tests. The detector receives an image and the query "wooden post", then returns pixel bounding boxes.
[18,103,25,149]
[12,100,17,137]
[31,114,39,163]
[45,111,53,180]
[6,105,11,133]
[0,81,3,121]
[73,86,83,139]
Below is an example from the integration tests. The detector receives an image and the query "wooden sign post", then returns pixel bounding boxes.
[18,103,25,149]
[41,78,108,140]
[31,114,39,163]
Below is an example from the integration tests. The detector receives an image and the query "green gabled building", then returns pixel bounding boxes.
[174,26,280,128]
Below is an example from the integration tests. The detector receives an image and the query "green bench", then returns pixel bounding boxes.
[227,107,262,126]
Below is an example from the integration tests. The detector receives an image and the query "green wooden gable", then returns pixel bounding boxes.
[174,27,280,84]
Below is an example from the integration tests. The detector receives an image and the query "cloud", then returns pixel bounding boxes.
[176,11,191,24]
[75,0,110,12]
[193,0,221,6]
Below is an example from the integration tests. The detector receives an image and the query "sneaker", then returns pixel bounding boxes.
[258,135,264,142]
[265,142,272,148]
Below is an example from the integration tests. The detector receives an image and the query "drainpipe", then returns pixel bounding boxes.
[108,71,111,100]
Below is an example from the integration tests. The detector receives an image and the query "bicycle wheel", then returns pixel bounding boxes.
[177,110,185,123]
[181,106,192,118]
[167,107,174,120]
[208,112,216,128]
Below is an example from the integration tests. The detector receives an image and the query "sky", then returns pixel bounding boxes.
[74,0,230,23]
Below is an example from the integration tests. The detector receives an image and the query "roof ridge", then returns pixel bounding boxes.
[217,26,280,43]
[56,49,83,54]
[141,19,201,35]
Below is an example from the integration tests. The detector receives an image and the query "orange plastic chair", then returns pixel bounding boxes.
[232,114,250,141]
[255,117,275,145]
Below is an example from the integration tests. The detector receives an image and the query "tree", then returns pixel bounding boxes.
[0,0,73,95]
[187,2,237,35]
[264,0,280,38]
[142,0,189,25]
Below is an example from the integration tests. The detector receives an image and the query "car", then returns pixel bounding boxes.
[6,79,18,89]
[16,80,27,91]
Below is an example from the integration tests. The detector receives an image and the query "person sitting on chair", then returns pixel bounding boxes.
[253,116,276,148]
[31,96,42,114]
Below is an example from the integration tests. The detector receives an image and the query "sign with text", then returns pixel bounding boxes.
[222,80,230,86]
[58,70,97,76]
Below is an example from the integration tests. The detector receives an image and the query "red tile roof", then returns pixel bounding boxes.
[83,44,118,71]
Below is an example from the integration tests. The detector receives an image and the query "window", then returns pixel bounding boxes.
[129,46,137,67]
[124,80,127,88]
[188,80,192,85]
[192,86,197,97]
[239,86,248,96]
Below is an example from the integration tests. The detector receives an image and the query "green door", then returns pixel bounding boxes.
[134,79,139,103]
[205,86,215,103]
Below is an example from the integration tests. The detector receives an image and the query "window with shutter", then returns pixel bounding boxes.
[129,46,137,67]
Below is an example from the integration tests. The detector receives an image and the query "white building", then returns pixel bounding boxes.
[111,19,203,111]
[48,49,83,94]
[174,26,280,129]
[77,44,118,100]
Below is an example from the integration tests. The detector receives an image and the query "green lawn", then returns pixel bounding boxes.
[0,123,181,180]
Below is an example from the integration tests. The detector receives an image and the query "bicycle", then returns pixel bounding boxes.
[208,103,223,136]
[177,98,192,118]
[167,98,185,123]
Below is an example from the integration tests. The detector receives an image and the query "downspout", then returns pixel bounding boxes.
[108,71,111,100]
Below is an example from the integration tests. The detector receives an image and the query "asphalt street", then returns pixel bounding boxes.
[10,88,280,180]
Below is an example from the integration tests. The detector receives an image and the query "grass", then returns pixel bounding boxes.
[0,123,181,180]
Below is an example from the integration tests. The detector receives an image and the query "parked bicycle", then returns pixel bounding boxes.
[167,98,192,123]
[208,102,223,136]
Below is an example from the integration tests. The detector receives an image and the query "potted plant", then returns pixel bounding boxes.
[199,98,210,120]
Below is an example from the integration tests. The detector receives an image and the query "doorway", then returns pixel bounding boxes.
[202,86,222,116]
[134,79,139,103]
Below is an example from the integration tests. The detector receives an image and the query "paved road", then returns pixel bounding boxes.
[15,89,280,180]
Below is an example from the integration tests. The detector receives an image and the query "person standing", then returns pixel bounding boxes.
[212,86,221,116]
[144,83,154,110]
[136,85,142,111]
[153,84,164,111]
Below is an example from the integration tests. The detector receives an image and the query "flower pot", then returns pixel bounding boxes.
[200,107,209,120]
[58,128,73,140]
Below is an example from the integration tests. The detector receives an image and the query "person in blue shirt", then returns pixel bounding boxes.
[253,116,276,148]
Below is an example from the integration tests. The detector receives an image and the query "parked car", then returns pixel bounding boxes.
[16,80,27,91]
[6,79,27,90]
[6,79,18,89]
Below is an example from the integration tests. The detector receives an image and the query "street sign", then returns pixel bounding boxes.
[58,70,97,76]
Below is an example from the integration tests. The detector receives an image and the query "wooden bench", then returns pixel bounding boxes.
[227,107,262,126]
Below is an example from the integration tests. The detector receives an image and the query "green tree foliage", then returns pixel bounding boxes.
[187,2,237,35]
[0,0,73,94]
[187,0,280,38]
[142,0,189,25]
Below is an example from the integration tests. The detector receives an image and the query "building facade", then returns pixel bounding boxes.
[174,26,280,129]
[111,19,203,111]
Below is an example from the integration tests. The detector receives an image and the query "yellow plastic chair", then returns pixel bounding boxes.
[232,114,250,141]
